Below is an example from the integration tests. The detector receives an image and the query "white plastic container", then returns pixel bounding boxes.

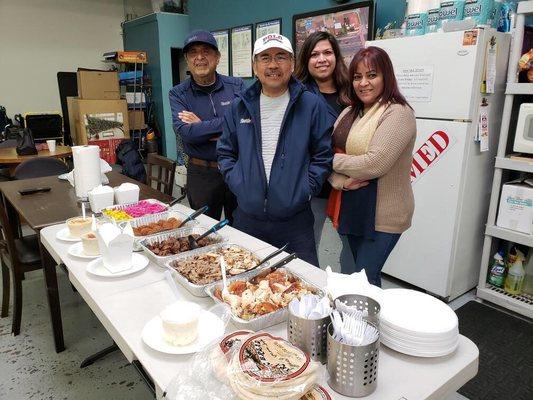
[114,182,140,205]
[88,185,114,213]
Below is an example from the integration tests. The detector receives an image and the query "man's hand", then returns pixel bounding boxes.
[343,178,369,191]
[178,111,201,124]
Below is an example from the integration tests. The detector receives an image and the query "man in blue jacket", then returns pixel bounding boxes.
[169,30,244,222]
[217,34,333,266]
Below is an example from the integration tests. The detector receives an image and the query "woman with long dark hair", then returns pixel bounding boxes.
[294,31,350,121]
[327,46,416,286]
[294,32,351,259]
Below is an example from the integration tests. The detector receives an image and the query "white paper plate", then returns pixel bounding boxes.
[381,289,458,335]
[86,253,149,277]
[381,333,459,357]
[381,329,459,349]
[141,310,224,355]
[381,323,459,343]
[56,227,82,242]
[68,242,100,259]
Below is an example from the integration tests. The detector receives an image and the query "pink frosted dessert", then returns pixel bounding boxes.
[123,200,167,218]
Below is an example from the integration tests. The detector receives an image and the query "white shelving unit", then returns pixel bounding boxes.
[477,2,533,319]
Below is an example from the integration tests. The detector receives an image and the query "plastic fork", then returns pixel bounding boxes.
[219,256,229,298]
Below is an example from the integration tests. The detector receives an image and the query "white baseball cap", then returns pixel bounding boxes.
[253,34,293,57]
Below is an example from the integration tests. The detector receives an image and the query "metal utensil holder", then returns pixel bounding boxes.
[287,308,330,364]
[334,294,381,327]
[327,323,380,398]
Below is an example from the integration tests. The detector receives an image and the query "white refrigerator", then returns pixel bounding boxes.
[367,29,511,300]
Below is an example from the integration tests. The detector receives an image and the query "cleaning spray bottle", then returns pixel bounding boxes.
[488,250,506,287]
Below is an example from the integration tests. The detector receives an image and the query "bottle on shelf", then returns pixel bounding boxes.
[504,256,525,294]
[522,248,533,295]
[488,251,506,287]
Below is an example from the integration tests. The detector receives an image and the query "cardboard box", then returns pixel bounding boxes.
[90,138,123,164]
[73,99,129,145]
[496,179,533,234]
[66,97,78,140]
[128,110,145,130]
[77,69,120,100]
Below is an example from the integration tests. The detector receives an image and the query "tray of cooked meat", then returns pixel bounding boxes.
[205,266,324,331]
[118,210,197,251]
[139,227,224,266]
[165,244,266,297]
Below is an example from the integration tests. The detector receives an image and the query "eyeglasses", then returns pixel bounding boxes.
[256,54,292,65]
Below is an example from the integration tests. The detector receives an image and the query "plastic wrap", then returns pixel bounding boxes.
[164,330,329,400]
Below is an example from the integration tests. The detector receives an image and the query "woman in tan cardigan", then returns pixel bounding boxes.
[327,46,416,286]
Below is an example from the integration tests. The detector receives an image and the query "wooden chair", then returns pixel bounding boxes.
[0,200,42,335]
[146,153,176,196]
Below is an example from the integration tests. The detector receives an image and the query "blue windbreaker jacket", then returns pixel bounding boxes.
[169,73,245,161]
[217,77,333,221]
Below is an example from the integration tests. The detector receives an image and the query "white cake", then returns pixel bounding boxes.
[159,301,201,346]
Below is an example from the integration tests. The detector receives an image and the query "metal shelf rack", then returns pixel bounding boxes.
[477,2,533,318]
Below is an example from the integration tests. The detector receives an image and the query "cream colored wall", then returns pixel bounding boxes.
[0,0,152,118]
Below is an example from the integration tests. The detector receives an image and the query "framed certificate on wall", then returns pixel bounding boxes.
[211,29,230,76]
[231,24,253,78]
[255,18,282,39]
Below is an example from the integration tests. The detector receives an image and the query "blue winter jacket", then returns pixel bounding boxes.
[217,77,333,221]
[169,73,245,161]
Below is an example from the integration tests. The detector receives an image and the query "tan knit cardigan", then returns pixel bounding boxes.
[329,103,416,233]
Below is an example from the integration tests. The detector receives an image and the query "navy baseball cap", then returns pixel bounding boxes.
[183,30,218,53]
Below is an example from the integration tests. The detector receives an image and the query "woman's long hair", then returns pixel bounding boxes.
[347,46,410,116]
[294,31,351,106]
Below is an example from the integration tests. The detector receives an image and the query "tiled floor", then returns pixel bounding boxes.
[0,197,474,399]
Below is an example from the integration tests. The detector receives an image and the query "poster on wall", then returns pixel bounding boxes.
[255,18,282,39]
[211,29,230,76]
[231,24,253,78]
[293,1,374,66]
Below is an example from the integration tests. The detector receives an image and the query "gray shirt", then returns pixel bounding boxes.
[260,90,290,183]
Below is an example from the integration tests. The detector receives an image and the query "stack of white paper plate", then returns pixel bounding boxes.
[379,289,459,357]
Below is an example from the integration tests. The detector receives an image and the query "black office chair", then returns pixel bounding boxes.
[13,157,69,180]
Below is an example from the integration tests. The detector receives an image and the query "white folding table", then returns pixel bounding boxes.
[40,204,479,400]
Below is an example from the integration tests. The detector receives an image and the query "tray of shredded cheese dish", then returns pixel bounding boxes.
[164,244,267,297]
[205,266,324,331]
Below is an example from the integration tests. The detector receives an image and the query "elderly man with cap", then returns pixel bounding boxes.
[217,34,333,266]
[169,30,244,223]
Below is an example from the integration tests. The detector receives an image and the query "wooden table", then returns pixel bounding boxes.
[0,145,72,175]
[0,171,173,352]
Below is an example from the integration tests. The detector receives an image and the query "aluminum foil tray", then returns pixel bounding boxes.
[164,243,268,297]
[205,267,325,331]
[102,199,169,222]
[118,210,197,251]
[139,226,225,266]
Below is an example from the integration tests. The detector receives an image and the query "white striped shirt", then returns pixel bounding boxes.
[260,90,290,183]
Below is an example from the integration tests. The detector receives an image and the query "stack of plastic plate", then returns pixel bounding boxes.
[379,289,459,357]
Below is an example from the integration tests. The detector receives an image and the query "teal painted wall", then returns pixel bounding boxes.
[124,13,189,160]
[188,0,406,39]
[156,13,190,160]
[123,1,407,161]
[123,15,163,149]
